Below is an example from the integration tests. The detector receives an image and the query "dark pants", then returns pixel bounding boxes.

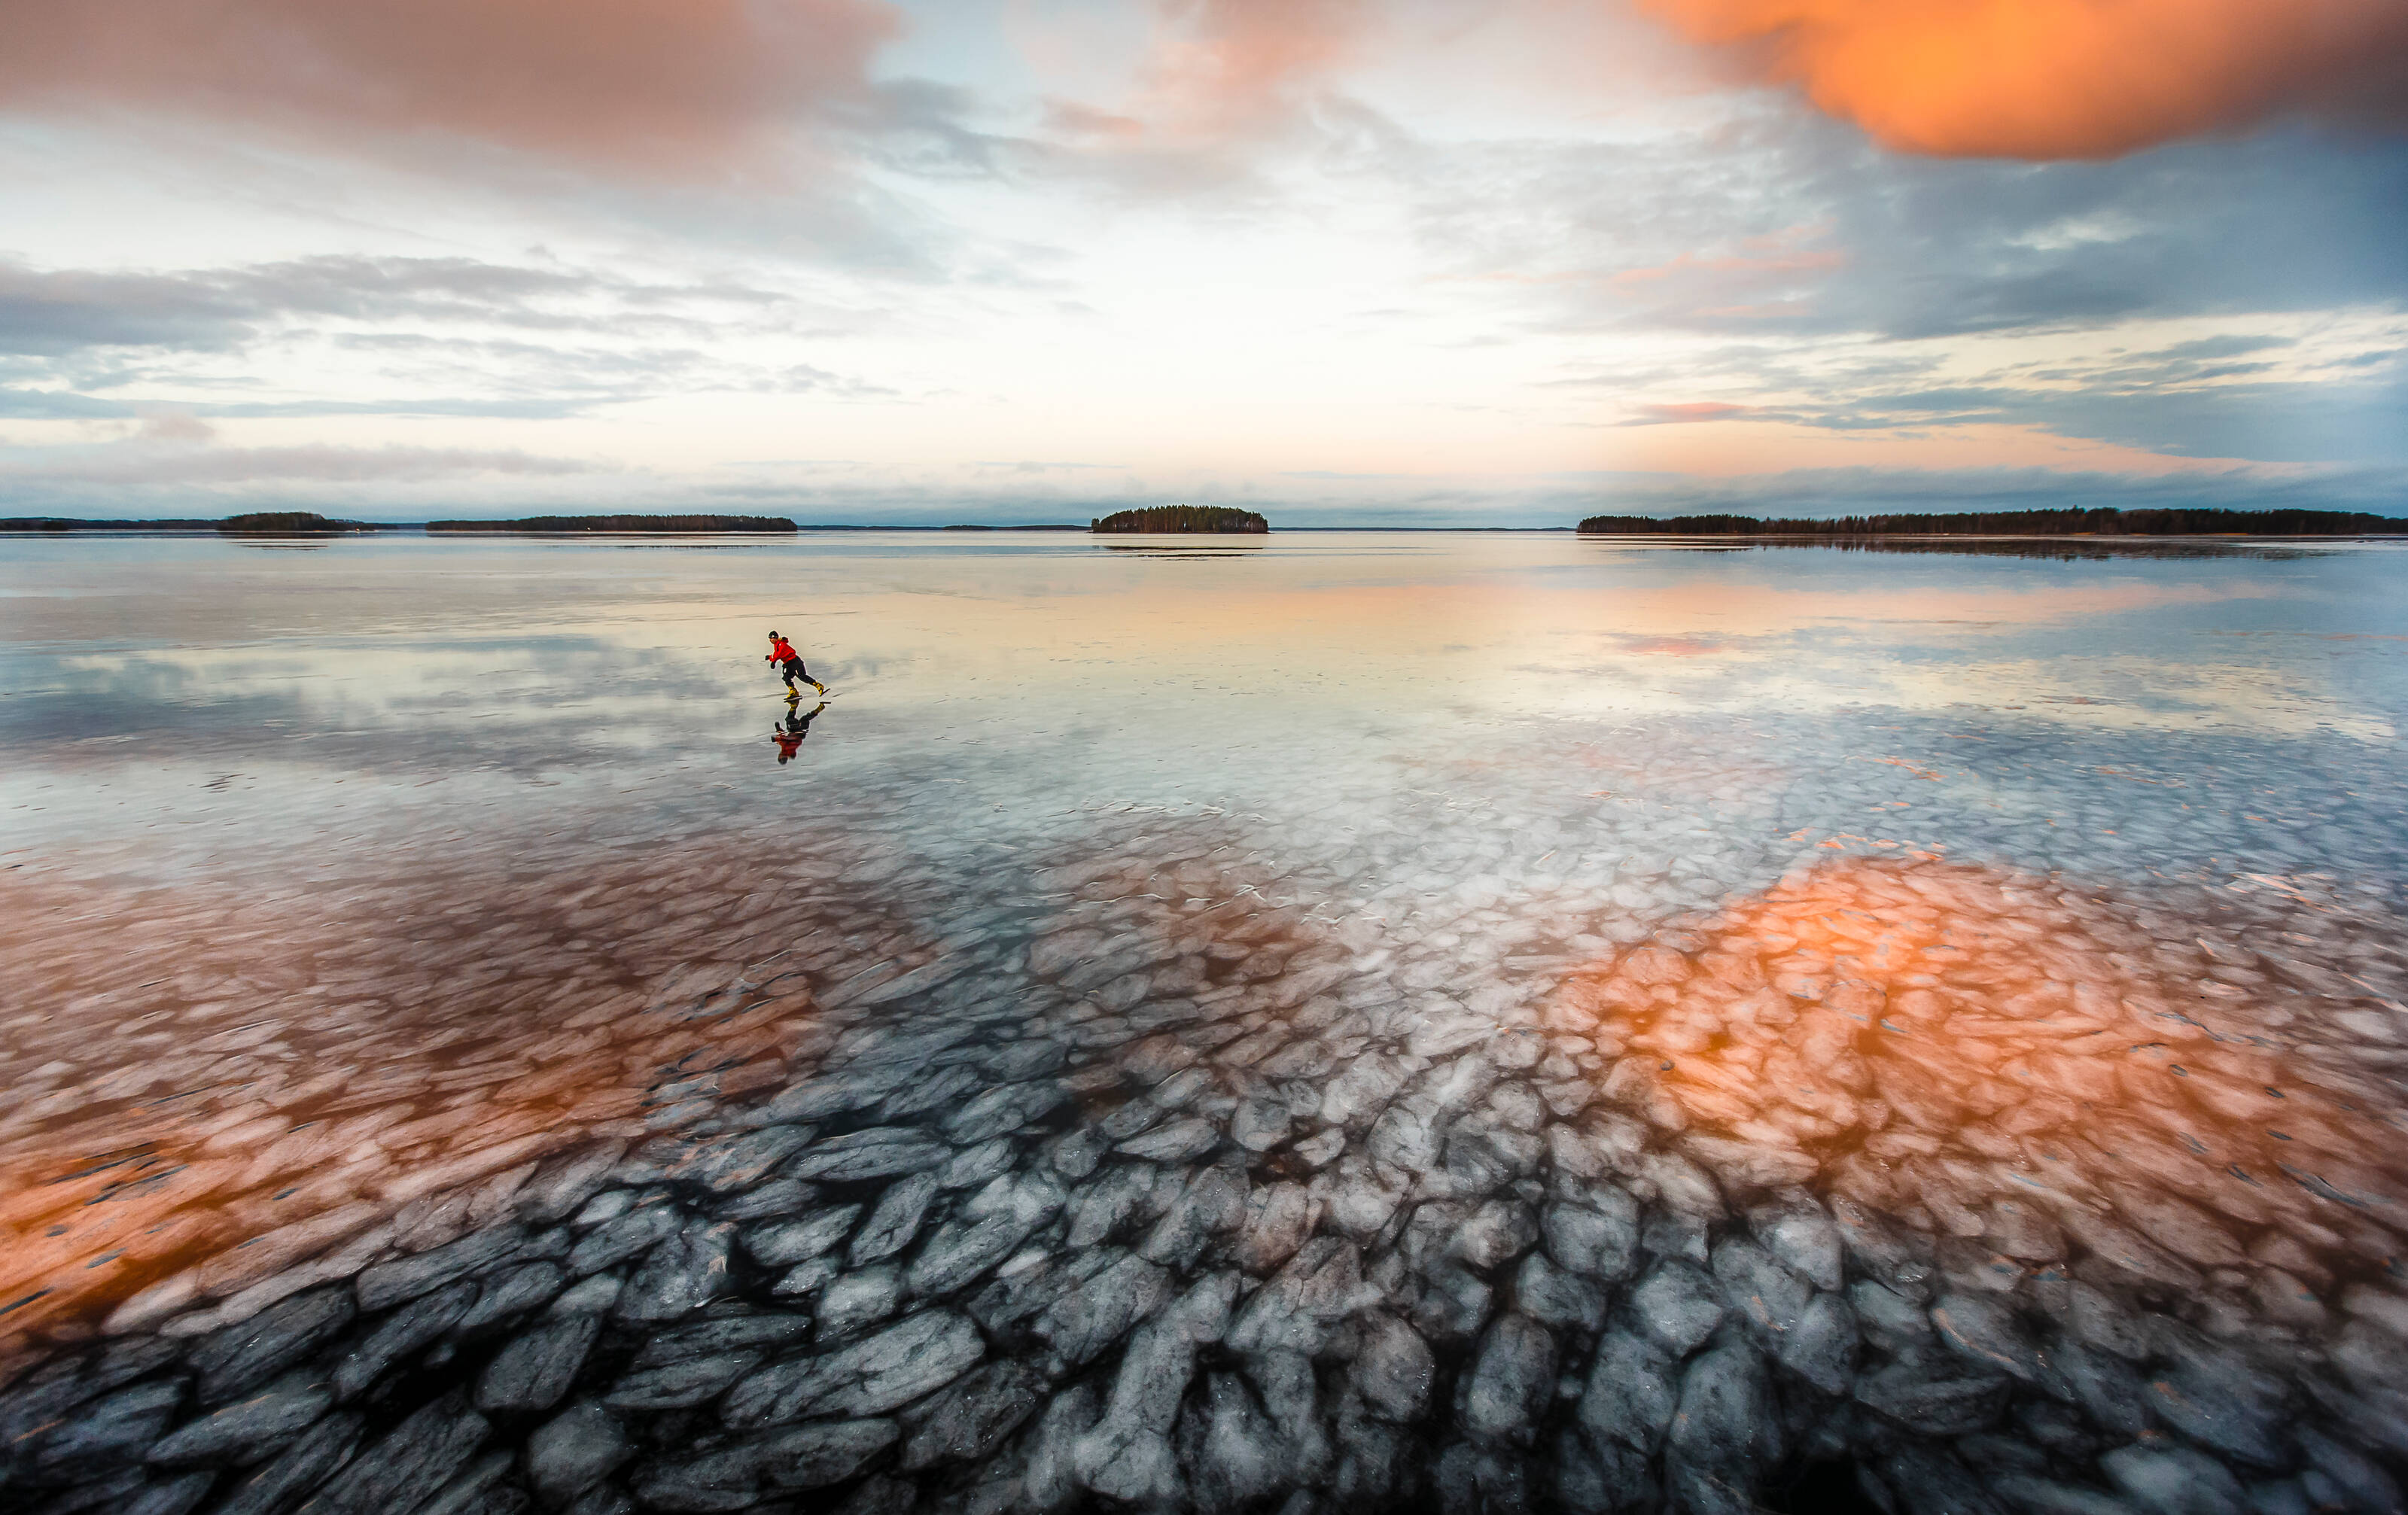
[779,657,812,689]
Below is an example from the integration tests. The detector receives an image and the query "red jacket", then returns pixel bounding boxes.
[768,637,799,663]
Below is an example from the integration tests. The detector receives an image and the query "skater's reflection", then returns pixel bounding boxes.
[771,701,828,764]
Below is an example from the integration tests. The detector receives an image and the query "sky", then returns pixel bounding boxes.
[0,0,2403,526]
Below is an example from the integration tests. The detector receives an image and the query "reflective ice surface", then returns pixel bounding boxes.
[4,531,2406,1514]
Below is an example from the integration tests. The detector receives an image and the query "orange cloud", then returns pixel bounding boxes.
[0,0,899,177]
[1636,0,2408,158]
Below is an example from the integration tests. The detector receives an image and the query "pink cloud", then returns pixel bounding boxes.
[1038,0,1367,168]
[0,0,900,178]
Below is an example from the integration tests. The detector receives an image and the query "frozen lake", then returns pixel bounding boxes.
[4,530,2406,1515]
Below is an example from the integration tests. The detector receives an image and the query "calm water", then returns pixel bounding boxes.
[4,531,2406,1514]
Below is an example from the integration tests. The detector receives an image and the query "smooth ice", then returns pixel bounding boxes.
[3,530,2407,1514]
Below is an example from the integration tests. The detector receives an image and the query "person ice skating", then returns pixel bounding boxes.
[766,630,827,698]
[771,701,827,764]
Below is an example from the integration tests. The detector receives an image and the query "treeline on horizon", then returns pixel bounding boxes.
[427,515,797,534]
[1575,507,2408,537]
[1091,506,1270,534]
[2,512,384,533]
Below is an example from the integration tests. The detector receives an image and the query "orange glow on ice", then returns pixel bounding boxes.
[1549,858,2406,1282]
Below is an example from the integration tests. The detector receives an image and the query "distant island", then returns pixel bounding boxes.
[3,517,214,532]
[427,515,796,534]
[2,513,383,534]
[1091,506,1269,534]
[1575,507,2408,537]
[219,512,386,534]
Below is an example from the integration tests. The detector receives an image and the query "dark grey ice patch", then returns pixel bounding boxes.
[215,1412,362,1515]
[1023,1381,1100,1511]
[1411,1263,1493,1346]
[1665,1342,1779,1495]
[1929,1293,2059,1392]
[525,1402,632,1507]
[1870,1446,2004,1515]
[1630,1260,1725,1358]
[1035,1250,1172,1368]
[716,1178,820,1222]
[412,1448,514,1515]
[1712,1237,1812,1343]
[1579,1328,1679,1452]
[1231,1181,1315,1275]
[30,1377,184,1476]
[148,1380,333,1468]
[634,1418,898,1509]
[1990,1474,2139,1515]
[1119,1115,1222,1164]
[772,1254,842,1299]
[1780,1291,1859,1395]
[1514,1251,1606,1333]
[880,1063,985,1123]
[331,1279,476,1401]
[455,1261,565,1332]
[1179,1370,1287,1512]
[899,1361,1044,1470]
[357,1224,532,1311]
[1139,1164,1248,1267]
[744,1204,863,1267]
[1100,1096,1167,1142]
[2053,1341,2152,1438]
[297,1390,487,1514]
[1228,1238,1370,1358]
[937,1136,1018,1191]
[629,1313,816,1367]
[2144,1352,2289,1470]
[1070,1308,1196,1504]
[1349,1314,1435,1422]
[683,1125,817,1194]
[817,1266,903,1337]
[617,1219,733,1322]
[1542,1191,1639,1280]
[193,1286,356,1404]
[124,1471,215,1515]
[476,1314,601,1413]
[906,1209,1043,1297]
[601,1354,756,1413]
[0,1338,177,1447]
[1460,1314,1557,1444]
[753,1072,897,1127]
[849,1177,937,1265]
[1853,1361,2011,1437]
[1453,1197,1539,1270]
[1066,1163,1166,1248]
[517,1143,628,1227]
[790,1127,951,1182]
[721,1309,985,1428]
[609,1320,794,1408]
[566,1206,680,1277]
[548,1274,623,1317]
[1244,1348,1331,1484]
[943,1081,1070,1144]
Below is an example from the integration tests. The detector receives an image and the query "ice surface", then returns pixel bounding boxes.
[5,533,2408,1510]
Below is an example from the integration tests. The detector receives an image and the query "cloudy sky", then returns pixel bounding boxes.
[2,0,2403,525]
